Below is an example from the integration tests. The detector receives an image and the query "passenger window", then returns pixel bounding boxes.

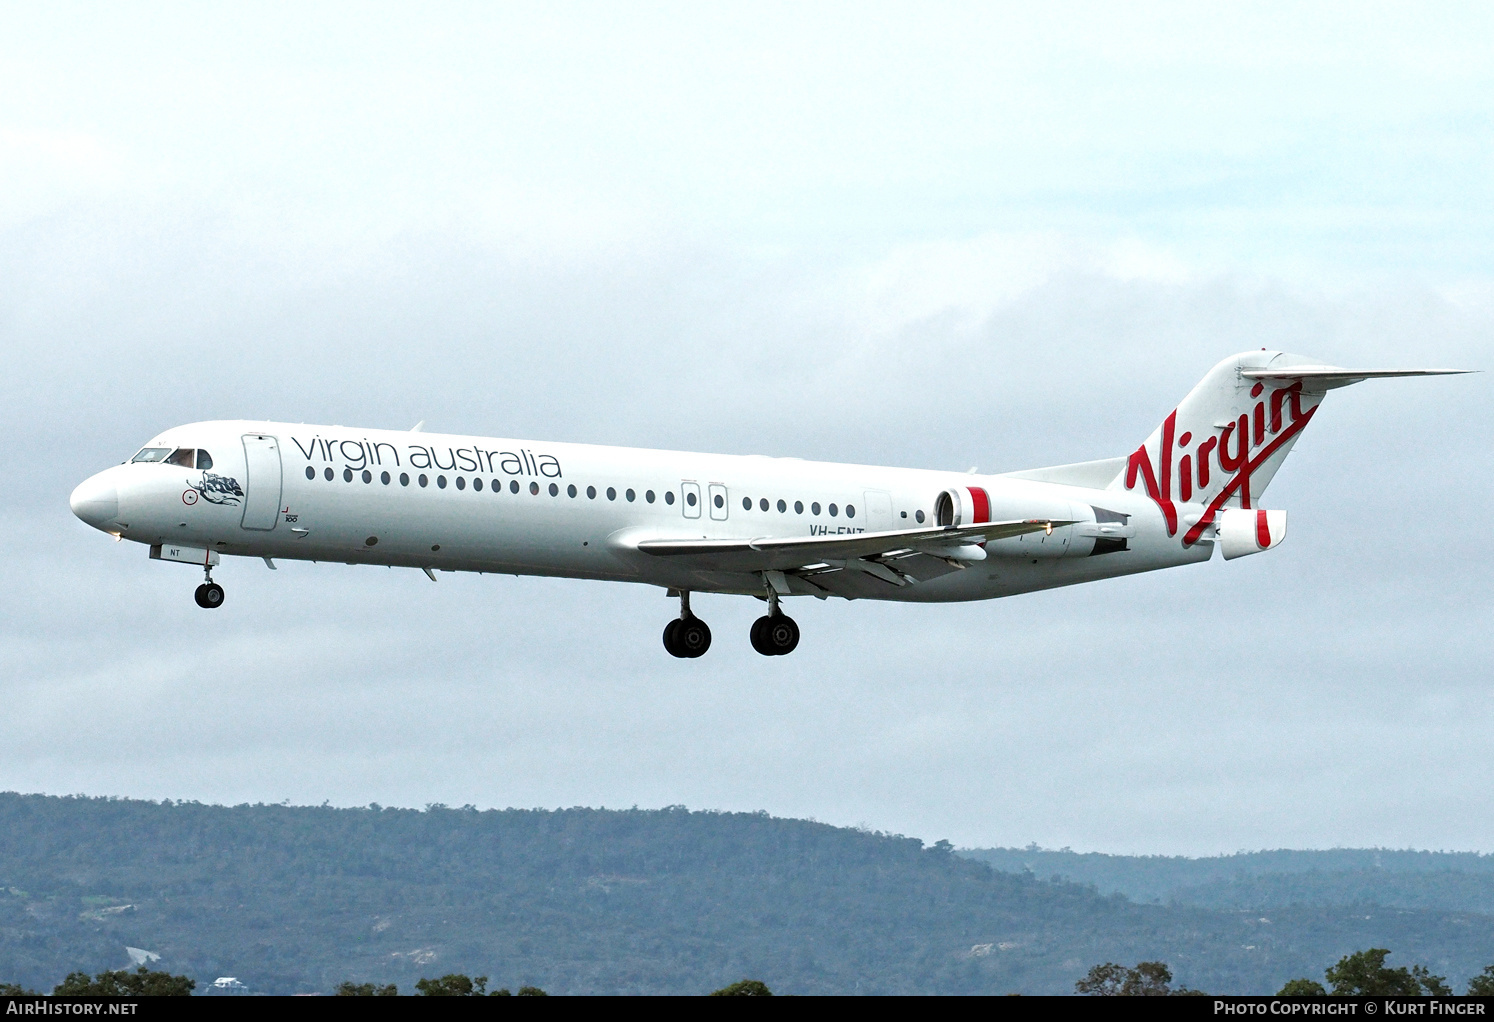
[568,484,578,497]
[455,476,465,490]
[685,491,695,506]
[438,475,448,489]
[131,447,172,463]
[510,480,520,493]
[473,477,483,491]
[165,448,196,468]
[587,485,597,499]
[344,468,354,482]
[491,479,500,492]
[419,474,429,487]
[196,450,213,470]
[742,497,752,510]
[795,501,803,514]
[626,488,636,502]
[760,498,769,512]
[811,502,821,515]
[400,473,410,486]
[828,503,838,517]
[646,490,655,503]
[363,470,373,483]
[776,499,786,513]
[325,467,335,481]
[530,482,540,495]
[846,504,855,518]
[915,509,925,523]
[305,466,315,480]
[550,483,559,496]
[607,487,617,500]
[382,471,391,485]
[665,491,675,505]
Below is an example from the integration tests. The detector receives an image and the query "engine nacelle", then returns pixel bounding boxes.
[1218,508,1287,560]
[933,486,990,527]
[933,485,1077,558]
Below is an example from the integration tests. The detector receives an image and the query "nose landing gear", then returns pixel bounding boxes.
[663,590,711,658]
[194,566,225,609]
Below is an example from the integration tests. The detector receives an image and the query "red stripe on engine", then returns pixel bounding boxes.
[967,487,990,524]
[1256,509,1270,548]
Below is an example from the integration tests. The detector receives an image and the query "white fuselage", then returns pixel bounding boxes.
[70,420,1210,603]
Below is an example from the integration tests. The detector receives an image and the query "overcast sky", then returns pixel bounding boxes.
[2,3,1491,855]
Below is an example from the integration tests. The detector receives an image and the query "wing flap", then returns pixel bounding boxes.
[632,519,1069,575]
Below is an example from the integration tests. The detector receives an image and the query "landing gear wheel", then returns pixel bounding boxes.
[751,614,799,656]
[195,582,225,609]
[675,617,711,658]
[663,618,685,658]
[750,616,772,655]
[662,590,710,658]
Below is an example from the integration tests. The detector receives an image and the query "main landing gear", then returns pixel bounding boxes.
[660,589,800,658]
[194,565,225,609]
[663,591,711,658]
[750,587,799,657]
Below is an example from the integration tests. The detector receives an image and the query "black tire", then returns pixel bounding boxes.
[194,584,210,608]
[676,617,711,658]
[663,618,687,658]
[201,582,225,609]
[750,616,774,656]
[764,613,798,655]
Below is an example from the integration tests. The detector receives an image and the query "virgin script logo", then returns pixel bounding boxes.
[1125,380,1317,547]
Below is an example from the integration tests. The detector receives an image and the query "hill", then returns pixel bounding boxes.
[3,793,1494,995]
[962,846,1494,913]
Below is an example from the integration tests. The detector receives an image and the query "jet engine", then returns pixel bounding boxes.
[933,485,1079,558]
[933,486,990,527]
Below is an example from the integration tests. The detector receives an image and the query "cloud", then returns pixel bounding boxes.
[0,4,1490,855]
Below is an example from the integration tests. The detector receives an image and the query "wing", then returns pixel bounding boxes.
[632,519,1071,597]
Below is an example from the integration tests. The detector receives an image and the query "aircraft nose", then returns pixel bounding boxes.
[70,473,120,532]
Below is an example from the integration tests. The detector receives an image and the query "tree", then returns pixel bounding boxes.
[1325,949,1447,996]
[1467,966,1494,996]
[1278,978,1327,996]
[1412,966,1452,996]
[1075,962,1180,996]
[336,981,398,995]
[516,986,548,996]
[53,967,194,997]
[0,984,35,995]
[710,979,773,996]
[416,974,496,996]
[1075,963,1128,996]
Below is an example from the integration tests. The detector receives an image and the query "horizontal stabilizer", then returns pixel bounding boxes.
[1241,366,1472,390]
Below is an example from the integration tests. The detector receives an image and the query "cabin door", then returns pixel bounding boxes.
[862,489,894,533]
[240,434,283,531]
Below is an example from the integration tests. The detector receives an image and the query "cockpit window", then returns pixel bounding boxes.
[165,448,196,467]
[196,450,213,470]
[131,447,173,463]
